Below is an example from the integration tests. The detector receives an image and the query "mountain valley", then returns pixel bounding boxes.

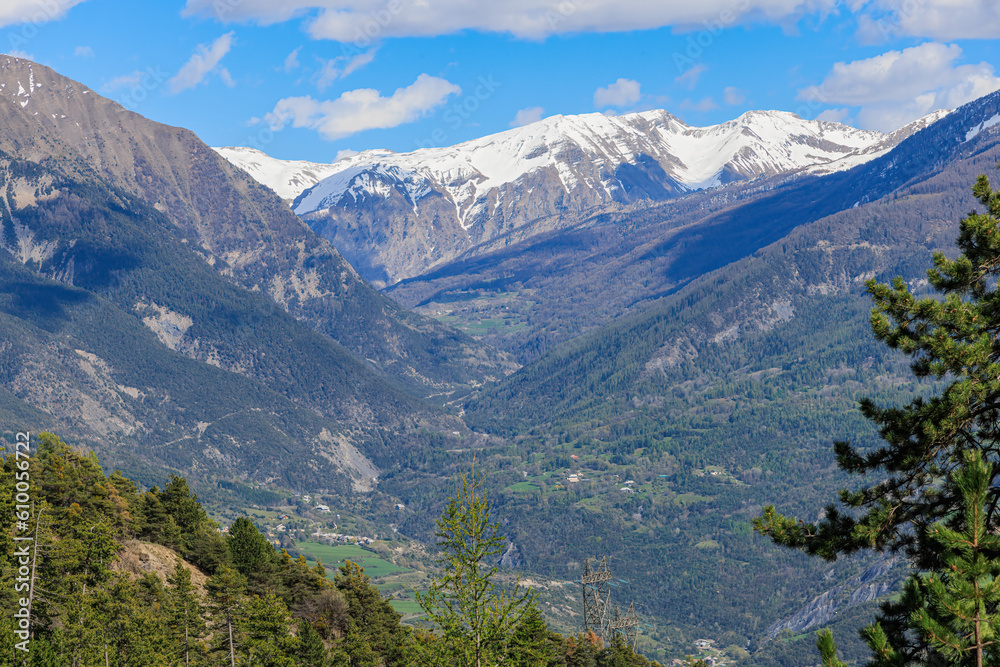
[8,55,1000,665]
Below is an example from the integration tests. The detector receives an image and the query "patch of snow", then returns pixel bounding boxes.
[966,113,1000,142]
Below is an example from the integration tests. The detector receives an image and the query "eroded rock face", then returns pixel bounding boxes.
[762,559,897,642]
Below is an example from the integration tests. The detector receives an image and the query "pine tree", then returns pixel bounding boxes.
[334,560,409,665]
[330,620,380,667]
[508,605,558,666]
[228,517,274,578]
[165,561,206,667]
[239,593,298,667]
[816,629,846,667]
[296,617,328,667]
[416,465,535,667]
[206,565,246,667]
[754,175,1000,664]
[908,451,1000,666]
[756,175,1000,568]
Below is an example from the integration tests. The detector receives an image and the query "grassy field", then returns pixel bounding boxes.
[387,598,425,619]
[672,492,713,507]
[507,481,538,493]
[295,542,410,579]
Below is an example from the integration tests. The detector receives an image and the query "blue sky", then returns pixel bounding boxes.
[5,0,1000,162]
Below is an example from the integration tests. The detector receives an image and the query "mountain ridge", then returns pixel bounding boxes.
[0,55,513,395]
[217,108,947,287]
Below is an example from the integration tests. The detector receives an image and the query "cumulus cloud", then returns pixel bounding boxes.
[723,86,746,105]
[335,148,359,161]
[75,46,94,57]
[594,78,641,109]
[181,0,839,40]
[0,0,88,29]
[676,64,707,90]
[856,0,1000,41]
[168,32,235,94]
[799,42,1000,131]
[510,106,544,127]
[266,73,460,140]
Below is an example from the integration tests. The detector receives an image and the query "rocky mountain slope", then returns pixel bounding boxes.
[0,57,520,490]
[217,109,941,286]
[0,56,512,394]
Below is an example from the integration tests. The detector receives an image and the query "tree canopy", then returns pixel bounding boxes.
[756,175,1000,665]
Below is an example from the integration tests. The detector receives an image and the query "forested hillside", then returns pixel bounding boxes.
[0,433,659,666]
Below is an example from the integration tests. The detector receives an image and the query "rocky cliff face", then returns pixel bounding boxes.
[0,55,512,393]
[762,559,898,642]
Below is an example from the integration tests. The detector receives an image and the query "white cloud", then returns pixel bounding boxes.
[168,32,235,94]
[341,49,375,77]
[314,59,340,91]
[0,0,88,29]
[266,73,461,140]
[313,49,377,89]
[857,0,1000,41]
[6,49,34,61]
[680,96,718,112]
[103,70,143,92]
[510,106,544,127]
[799,42,1000,131]
[335,148,359,160]
[181,0,839,40]
[815,108,850,123]
[676,64,707,89]
[723,86,745,105]
[75,46,94,58]
[594,78,641,109]
[284,47,301,72]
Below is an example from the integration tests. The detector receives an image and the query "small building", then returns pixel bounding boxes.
[316,504,330,512]
[619,487,634,493]
[395,503,405,510]
[624,480,635,486]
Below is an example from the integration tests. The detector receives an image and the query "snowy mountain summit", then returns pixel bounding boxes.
[293,110,886,220]
[217,109,947,285]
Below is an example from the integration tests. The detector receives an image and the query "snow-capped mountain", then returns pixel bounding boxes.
[217,109,948,286]
[212,146,345,201]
